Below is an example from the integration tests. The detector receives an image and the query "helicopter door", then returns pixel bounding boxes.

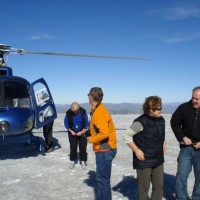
[30,78,57,129]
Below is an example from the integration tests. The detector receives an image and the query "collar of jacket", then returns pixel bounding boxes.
[90,103,101,116]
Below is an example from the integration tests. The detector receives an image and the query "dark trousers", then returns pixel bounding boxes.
[68,134,87,162]
[43,121,54,147]
[136,164,164,200]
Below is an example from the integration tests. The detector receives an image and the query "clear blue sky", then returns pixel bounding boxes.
[1,0,200,104]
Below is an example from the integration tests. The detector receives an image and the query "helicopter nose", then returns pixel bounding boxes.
[0,121,10,133]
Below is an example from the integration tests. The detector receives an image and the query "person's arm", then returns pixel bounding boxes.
[68,129,76,136]
[87,115,110,143]
[123,121,143,143]
[64,115,69,129]
[77,112,89,136]
[127,141,145,161]
[123,121,145,160]
[76,128,87,136]
[170,106,186,142]
[64,115,76,136]
[83,112,89,130]
[193,142,200,149]
[163,141,167,153]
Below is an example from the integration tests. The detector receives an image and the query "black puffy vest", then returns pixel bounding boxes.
[132,114,165,169]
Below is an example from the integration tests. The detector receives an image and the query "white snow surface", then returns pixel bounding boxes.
[0,114,194,200]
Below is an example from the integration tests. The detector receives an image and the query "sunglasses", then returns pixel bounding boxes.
[153,107,162,111]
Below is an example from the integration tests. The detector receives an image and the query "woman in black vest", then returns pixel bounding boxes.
[64,102,89,169]
[123,96,166,200]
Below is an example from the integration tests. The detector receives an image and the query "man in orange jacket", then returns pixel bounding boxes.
[87,87,117,200]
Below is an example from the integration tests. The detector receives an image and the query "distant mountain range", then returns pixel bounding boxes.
[55,102,183,114]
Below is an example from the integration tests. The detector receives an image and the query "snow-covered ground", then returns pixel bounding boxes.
[0,114,194,200]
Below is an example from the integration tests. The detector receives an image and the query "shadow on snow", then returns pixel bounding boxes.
[84,171,175,200]
[0,133,61,160]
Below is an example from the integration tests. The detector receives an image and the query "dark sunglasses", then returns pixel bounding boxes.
[153,107,162,111]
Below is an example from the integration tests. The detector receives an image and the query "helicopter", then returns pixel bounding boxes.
[0,44,58,141]
[0,44,149,139]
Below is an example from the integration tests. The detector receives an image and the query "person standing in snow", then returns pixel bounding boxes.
[123,96,166,200]
[64,102,89,169]
[170,86,200,200]
[87,87,117,200]
[41,93,55,153]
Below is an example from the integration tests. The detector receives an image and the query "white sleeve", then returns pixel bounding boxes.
[123,121,143,144]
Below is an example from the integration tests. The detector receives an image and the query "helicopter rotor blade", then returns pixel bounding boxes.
[18,50,150,61]
[0,44,150,60]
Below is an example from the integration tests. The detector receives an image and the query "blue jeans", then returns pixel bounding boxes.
[175,146,200,200]
[95,149,117,200]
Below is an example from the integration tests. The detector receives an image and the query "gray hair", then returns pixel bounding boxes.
[193,86,200,93]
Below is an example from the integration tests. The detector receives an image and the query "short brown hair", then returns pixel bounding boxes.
[89,87,104,102]
[143,96,162,114]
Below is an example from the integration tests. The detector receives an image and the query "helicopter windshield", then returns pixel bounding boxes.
[0,80,31,108]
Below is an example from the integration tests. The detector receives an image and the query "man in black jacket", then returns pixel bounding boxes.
[171,86,200,200]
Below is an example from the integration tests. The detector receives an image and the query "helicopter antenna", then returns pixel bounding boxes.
[0,44,150,61]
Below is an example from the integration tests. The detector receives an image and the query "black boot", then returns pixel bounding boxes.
[44,143,54,153]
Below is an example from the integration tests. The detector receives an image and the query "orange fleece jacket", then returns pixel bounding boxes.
[88,103,117,151]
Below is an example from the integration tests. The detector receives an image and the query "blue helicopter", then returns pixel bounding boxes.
[0,44,57,139]
[0,44,148,140]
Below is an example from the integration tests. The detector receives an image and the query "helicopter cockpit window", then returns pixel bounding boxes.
[0,80,31,108]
